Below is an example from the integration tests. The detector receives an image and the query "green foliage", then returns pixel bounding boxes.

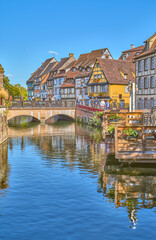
[107,125,115,135]
[123,128,139,138]
[89,116,101,127]
[108,113,121,121]
[95,111,103,119]
[3,76,27,100]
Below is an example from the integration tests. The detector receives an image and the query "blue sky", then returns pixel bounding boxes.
[0,0,156,87]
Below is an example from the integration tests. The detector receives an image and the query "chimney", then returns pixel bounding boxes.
[69,53,74,58]
[130,44,135,49]
[0,64,4,88]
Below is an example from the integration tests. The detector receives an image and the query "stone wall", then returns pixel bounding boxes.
[75,108,95,123]
[0,108,8,145]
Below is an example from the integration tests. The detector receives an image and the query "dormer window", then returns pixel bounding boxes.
[73,67,76,72]
[96,63,99,68]
[123,55,126,61]
[146,42,149,51]
[124,74,127,79]
[82,68,85,72]
[88,67,90,72]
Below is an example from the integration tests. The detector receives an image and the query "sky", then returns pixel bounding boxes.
[0,0,156,87]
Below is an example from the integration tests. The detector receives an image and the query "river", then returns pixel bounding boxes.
[0,122,156,240]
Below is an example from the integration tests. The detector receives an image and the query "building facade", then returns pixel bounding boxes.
[88,58,135,108]
[135,33,156,110]
[47,54,75,100]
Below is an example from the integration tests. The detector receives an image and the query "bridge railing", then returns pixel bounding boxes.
[9,100,76,108]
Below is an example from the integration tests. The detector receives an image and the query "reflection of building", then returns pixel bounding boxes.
[0,141,9,190]
[99,159,156,228]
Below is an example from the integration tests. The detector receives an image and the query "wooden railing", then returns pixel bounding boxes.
[115,124,156,160]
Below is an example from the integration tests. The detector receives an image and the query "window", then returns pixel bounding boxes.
[119,94,122,99]
[73,68,76,72]
[144,77,148,89]
[82,68,85,72]
[91,86,94,92]
[146,42,149,51]
[124,74,127,79]
[71,88,74,94]
[151,57,155,69]
[138,61,141,72]
[97,85,101,93]
[120,100,125,108]
[96,63,99,68]
[125,86,129,93]
[138,78,143,89]
[59,79,62,85]
[150,76,155,88]
[123,55,126,61]
[144,59,148,71]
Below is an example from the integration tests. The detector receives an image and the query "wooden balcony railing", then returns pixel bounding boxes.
[115,124,156,160]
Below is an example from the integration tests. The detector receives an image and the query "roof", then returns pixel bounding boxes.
[53,60,76,79]
[75,71,91,78]
[119,45,144,61]
[60,82,75,88]
[27,58,55,83]
[73,48,112,68]
[47,57,70,80]
[97,58,135,85]
[51,57,69,72]
[82,48,112,67]
[39,61,57,77]
[144,32,156,43]
[135,37,156,59]
[65,70,79,79]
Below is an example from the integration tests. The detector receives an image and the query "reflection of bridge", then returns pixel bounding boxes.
[7,107,76,123]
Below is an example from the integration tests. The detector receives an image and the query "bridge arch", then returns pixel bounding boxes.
[7,108,76,123]
[45,114,74,124]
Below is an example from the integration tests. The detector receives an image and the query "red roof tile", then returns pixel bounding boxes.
[97,58,135,85]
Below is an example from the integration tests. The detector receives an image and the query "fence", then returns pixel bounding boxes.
[115,124,156,160]
[9,100,76,108]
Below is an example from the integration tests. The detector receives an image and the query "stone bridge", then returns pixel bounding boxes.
[7,107,76,123]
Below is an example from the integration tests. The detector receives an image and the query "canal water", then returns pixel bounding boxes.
[0,122,156,240]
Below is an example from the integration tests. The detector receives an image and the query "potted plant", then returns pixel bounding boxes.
[123,128,139,140]
[151,130,156,140]
[95,111,103,121]
[108,113,121,122]
[107,125,115,136]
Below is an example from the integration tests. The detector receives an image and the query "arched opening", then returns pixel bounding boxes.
[8,115,40,128]
[45,114,74,124]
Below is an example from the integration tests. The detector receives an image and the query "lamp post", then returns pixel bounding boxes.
[128,80,136,112]
[128,80,132,112]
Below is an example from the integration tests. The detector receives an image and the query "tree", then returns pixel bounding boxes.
[3,76,27,100]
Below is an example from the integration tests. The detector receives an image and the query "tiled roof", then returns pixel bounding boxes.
[75,71,91,78]
[97,58,135,85]
[27,58,54,83]
[39,61,57,77]
[119,45,144,61]
[53,60,76,78]
[60,82,75,88]
[134,38,156,59]
[66,70,79,79]
[51,57,69,72]
[83,48,112,67]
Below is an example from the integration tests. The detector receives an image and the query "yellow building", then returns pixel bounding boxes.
[88,58,135,108]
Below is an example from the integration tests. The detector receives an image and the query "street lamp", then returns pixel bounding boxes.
[128,80,132,112]
[128,80,136,112]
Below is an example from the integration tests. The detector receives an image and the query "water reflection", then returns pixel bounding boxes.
[6,123,156,233]
[0,141,9,192]
[99,155,156,229]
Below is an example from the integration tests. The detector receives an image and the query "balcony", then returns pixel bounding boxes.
[61,94,75,99]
